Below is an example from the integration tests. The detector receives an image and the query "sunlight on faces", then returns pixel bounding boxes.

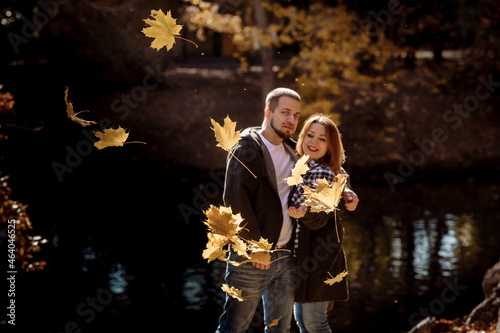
[302,122,329,161]
[266,96,301,140]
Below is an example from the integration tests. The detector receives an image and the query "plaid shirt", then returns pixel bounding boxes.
[291,160,339,256]
[290,160,337,208]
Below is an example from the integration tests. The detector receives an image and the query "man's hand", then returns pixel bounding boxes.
[250,252,271,270]
[288,205,307,219]
[343,189,359,211]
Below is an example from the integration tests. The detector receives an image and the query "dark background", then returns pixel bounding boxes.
[1,1,499,332]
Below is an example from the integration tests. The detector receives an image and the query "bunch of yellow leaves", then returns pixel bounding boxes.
[202,205,248,262]
[302,174,348,213]
[286,157,348,212]
[202,205,275,267]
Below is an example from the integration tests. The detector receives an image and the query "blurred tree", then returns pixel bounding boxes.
[0,91,47,272]
[183,0,404,122]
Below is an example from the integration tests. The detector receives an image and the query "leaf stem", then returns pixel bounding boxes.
[74,110,90,116]
[334,210,340,243]
[175,35,198,48]
[124,141,147,145]
[229,151,257,178]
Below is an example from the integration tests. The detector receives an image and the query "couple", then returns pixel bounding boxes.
[216,87,359,333]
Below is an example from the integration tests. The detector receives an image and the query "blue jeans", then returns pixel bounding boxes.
[293,302,332,333]
[215,249,296,333]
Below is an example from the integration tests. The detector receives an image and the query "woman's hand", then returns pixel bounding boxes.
[288,205,307,219]
[343,189,359,211]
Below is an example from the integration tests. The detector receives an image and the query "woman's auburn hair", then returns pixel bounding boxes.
[296,114,345,174]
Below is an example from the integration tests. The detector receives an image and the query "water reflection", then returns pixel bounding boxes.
[180,182,499,332]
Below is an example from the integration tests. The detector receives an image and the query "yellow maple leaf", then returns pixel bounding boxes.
[93,126,146,150]
[203,205,244,238]
[324,270,348,286]
[202,205,251,260]
[210,116,256,178]
[202,233,228,263]
[210,115,241,152]
[247,237,273,253]
[249,251,271,265]
[303,173,348,213]
[142,9,197,51]
[64,87,96,127]
[284,154,310,186]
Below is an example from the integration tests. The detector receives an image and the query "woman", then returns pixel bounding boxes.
[288,114,359,333]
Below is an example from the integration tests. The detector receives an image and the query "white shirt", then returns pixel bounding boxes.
[259,133,295,246]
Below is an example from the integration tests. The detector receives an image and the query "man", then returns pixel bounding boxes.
[216,87,301,333]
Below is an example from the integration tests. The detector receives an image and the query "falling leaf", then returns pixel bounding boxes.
[221,284,260,302]
[93,126,146,150]
[268,316,282,328]
[210,115,242,152]
[303,173,348,213]
[64,87,96,127]
[142,9,181,51]
[284,154,310,186]
[221,284,245,302]
[142,9,197,51]
[210,116,256,178]
[324,270,348,286]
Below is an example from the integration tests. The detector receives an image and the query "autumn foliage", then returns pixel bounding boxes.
[183,1,404,122]
[1,176,47,272]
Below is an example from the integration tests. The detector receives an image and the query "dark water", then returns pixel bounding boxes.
[178,179,500,333]
[7,156,500,333]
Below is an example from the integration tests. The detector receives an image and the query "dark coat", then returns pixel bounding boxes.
[223,127,298,249]
[294,210,349,303]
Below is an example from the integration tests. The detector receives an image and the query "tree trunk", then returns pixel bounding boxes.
[252,0,275,106]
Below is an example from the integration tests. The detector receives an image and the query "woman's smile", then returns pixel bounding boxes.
[302,123,328,161]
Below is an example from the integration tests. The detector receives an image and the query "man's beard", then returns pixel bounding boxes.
[270,118,292,140]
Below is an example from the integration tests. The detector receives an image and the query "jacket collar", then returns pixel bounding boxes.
[241,127,298,193]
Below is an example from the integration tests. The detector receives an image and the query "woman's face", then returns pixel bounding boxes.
[302,122,329,161]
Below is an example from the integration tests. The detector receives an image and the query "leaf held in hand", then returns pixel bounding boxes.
[203,204,244,238]
[247,237,273,253]
[249,251,271,266]
[202,233,228,263]
[284,154,310,186]
[303,173,348,213]
[64,87,96,127]
[324,270,348,285]
[202,205,250,261]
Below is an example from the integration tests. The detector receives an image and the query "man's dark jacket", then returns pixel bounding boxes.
[223,127,298,249]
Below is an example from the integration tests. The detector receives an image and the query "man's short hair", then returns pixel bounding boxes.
[265,88,301,112]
